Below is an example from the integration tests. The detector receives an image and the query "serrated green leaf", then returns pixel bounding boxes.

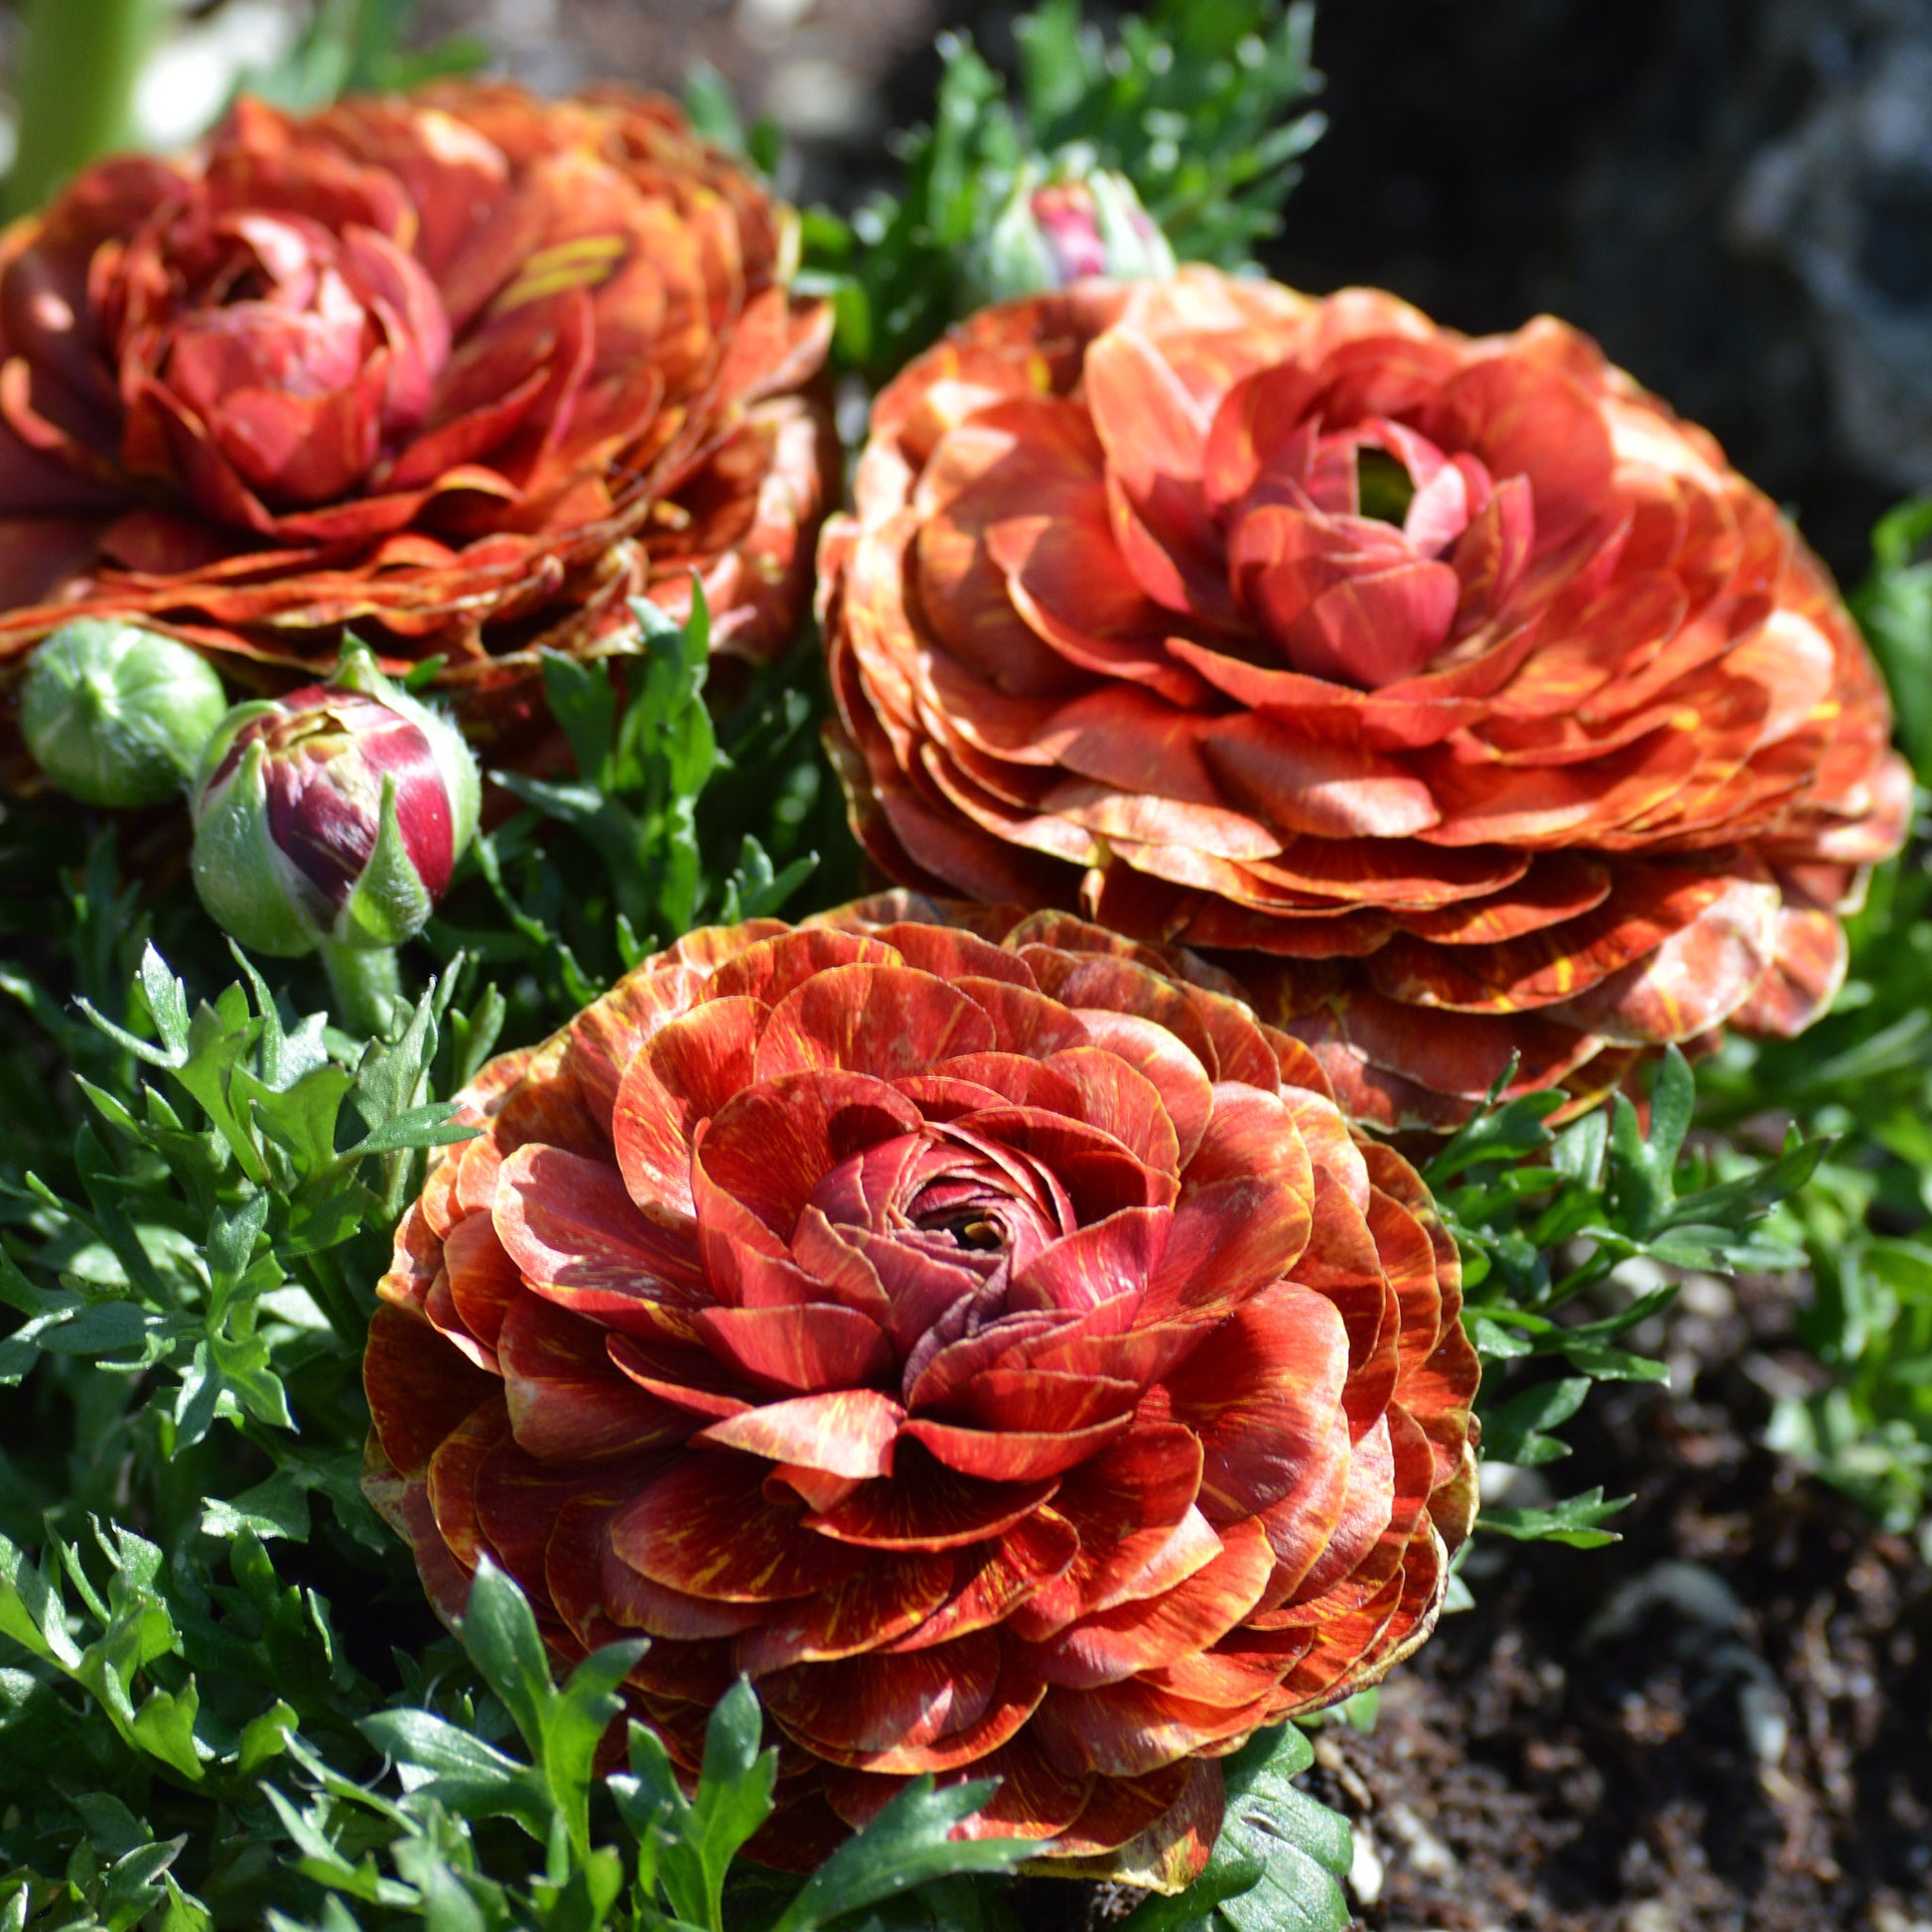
[1481,1487,1631,1547]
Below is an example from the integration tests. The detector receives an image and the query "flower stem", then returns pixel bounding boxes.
[320,942,403,1039]
[4,0,165,217]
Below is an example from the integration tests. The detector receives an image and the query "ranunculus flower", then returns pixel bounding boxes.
[820,272,1912,1127]
[0,83,834,760]
[364,896,1477,1888]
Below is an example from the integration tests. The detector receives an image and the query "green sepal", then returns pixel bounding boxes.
[187,740,315,958]
[334,774,435,949]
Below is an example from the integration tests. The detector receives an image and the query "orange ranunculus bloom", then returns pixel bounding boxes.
[364,897,1477,1887]
[0,84,834,758]
[821,271,1912,1128]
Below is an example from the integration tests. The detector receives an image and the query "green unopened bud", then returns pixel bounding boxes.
[972,160,1177,303]
[20,621,229,807]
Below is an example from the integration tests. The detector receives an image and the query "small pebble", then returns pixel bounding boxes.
[1347,1824,1385,1906]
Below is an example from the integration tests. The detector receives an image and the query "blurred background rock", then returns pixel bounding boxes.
[3,0,1930,580]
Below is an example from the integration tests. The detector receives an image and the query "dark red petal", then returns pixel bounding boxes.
[609,1452,864,1601]
[1010,1426,1206,1638]
[694,1069,923,1237]
[735,1551,956,1674]
[766,1644,1046,1772]
[885,1509,1081,1651]
[1031,1674,1268,1779]
[1011,1206,1171,1317]
[863,922,1038,987]
[1027,1517,1276,1689]
[753,964,1000,1082]
[760,1629,1002,1754]
[694,1302,895,1395]
[441,1212,521,1360]
[612,993,765,1220]
[498,1294,693,1461]
[607,1330,755,1421]
[897,1053,1084,1119]
[1067,1013,1215,1166]
[1162,1281,1352,1519]
[900,1413,1134,1483]
[808,1442,1060,1550]
[962,1367,1143,1433]
[1143,1090,1315,1319]
[825,1736,1091,1841]
[494,1143,705,1330]
[1047,1757,1222,1891]
[704,927,903,1004]
[1040,1047,1182,1172]
[364,1302,497,1476]
[599,1549,770,1639]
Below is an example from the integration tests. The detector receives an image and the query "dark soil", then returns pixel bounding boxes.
[1305,1276,1932,1932]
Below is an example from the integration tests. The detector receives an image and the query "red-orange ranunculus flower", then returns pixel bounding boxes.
[0,84,833,757]
[364,897,1477,1887]
[821,271,1911,1127]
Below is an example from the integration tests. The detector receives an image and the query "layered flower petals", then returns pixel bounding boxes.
[820,270,1909,1126]
[364,897,1477,1886]
[0,84,834,767]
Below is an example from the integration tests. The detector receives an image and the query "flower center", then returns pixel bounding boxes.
[1354,446,1419,526]
[930,1212,1007,1252]
[1225,410,1531,690]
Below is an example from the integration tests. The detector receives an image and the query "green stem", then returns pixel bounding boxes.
[320,942,402,1039]
[300,1245,372,1353]
[4,0,165,218]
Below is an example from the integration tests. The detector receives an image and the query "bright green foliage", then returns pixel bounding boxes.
[1685,513,1932,1551]
[1430,1048,1822,1549]
[252,1564,1033,1932]
[239,0,486,108]
[1852,498,1932,782]
[437,595,845,1029]
[799,0,1324,376]
[1699,853,1932,1548]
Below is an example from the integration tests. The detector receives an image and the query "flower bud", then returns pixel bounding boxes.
[974,161,1176,300]
[20,621,229,807]
[189,646,480,958]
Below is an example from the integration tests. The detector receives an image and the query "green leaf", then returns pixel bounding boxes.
[1115,1725,1350,1932]
[683,62,748,155]
[1425,1082,1562,1184]
[138,946,193,1059]
[1481,1486,1631,1548]
[455,1561,556,1756]
[1478,1377,1590,1465]
[647,1682,779,1931]
[767,1773,1029,1932]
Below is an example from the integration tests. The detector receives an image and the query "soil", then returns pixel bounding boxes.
[1302,1275,1932,1932]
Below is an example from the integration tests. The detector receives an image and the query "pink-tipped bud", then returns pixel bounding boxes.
[974,163,1177,300]
[189,645,480,957]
